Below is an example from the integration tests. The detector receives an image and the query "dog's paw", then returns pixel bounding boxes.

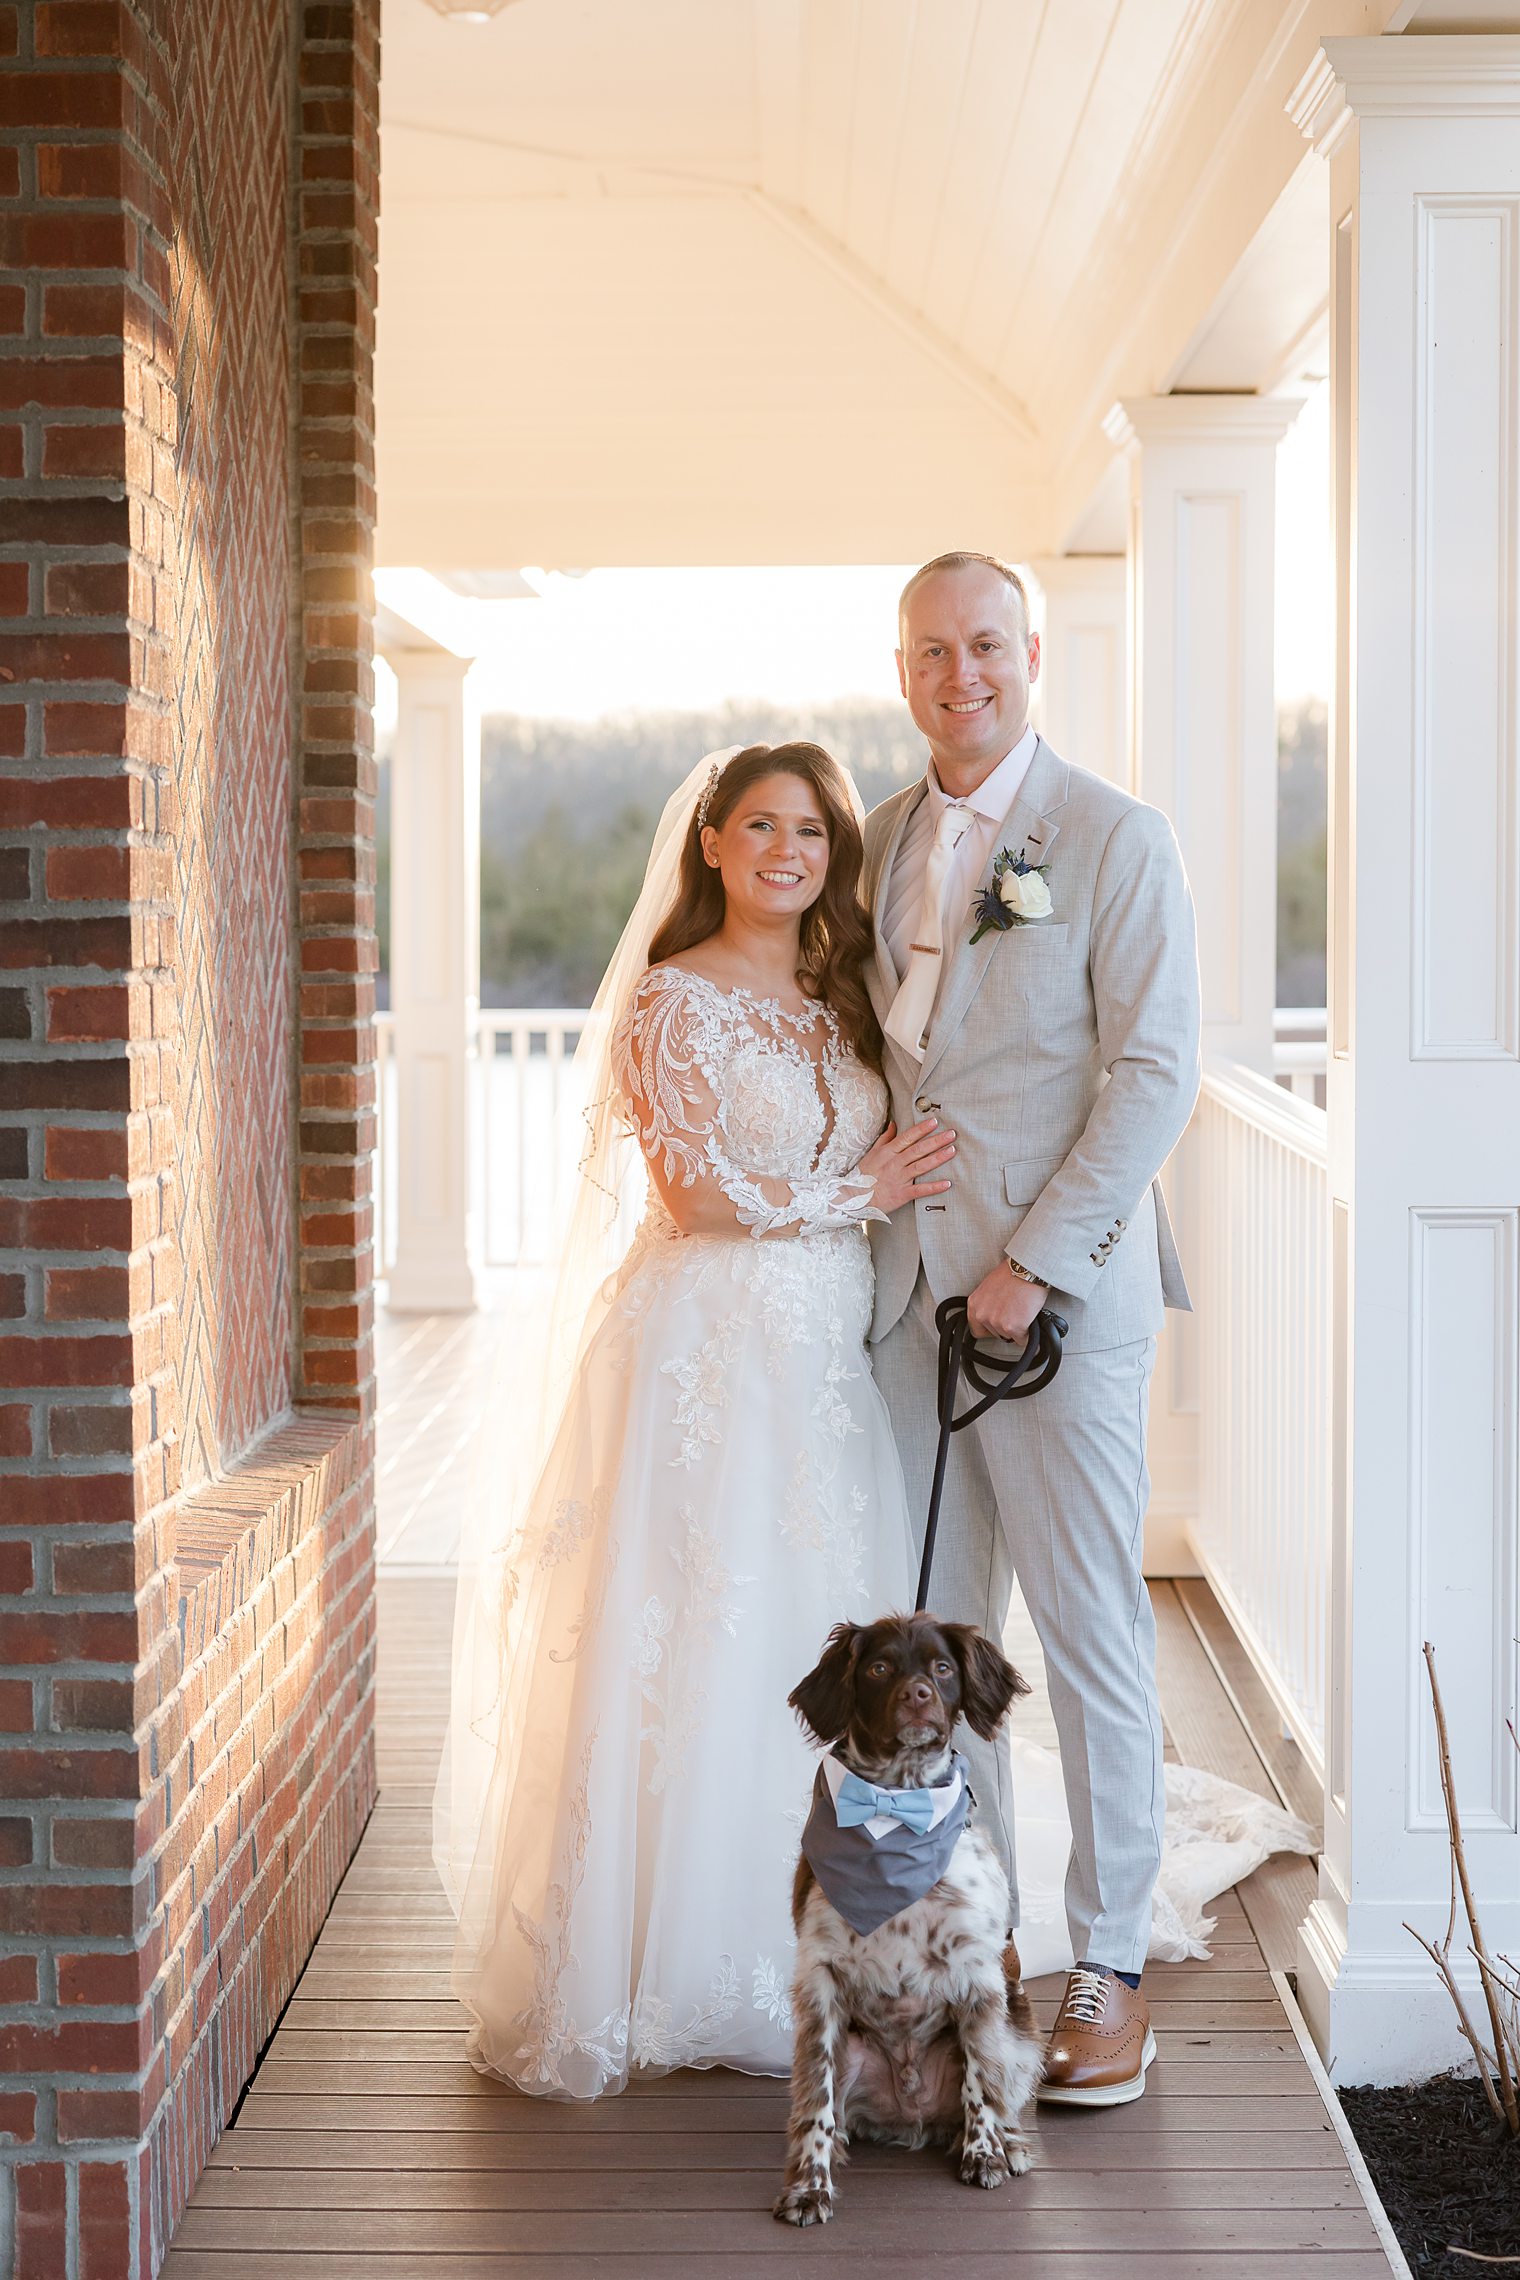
[773,2182,835,2227]
[959,2143,1011,2190]
[1000,2129,1034,2175]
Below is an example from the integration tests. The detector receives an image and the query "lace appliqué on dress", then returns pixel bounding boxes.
[630,1957,742,2069]
[505,1731,629,2091]
[752,1956,794,2033]
[634,1504,750,1794]
[613,966,888,1239]
[661,1312,742,1468]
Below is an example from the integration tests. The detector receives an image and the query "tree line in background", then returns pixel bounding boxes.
[376,695,1328,1010]
[1275,698,1329,1007]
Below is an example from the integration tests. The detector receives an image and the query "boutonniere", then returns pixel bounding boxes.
[969,846,1054,944]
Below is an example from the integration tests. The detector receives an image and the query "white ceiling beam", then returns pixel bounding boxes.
[753,0,803,203]
[746,189,1040,450]
[1044,0,1410,547]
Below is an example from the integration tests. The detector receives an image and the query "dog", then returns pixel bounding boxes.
[772,1610,1042,2228]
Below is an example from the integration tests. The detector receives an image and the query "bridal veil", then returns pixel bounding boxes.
[432,750,746,1915]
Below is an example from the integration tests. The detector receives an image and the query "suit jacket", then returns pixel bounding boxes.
[862,737,1201,1355]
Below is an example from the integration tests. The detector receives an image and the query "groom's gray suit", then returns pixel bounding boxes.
[864,734,1201,1975]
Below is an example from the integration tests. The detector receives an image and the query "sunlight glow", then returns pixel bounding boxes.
[375,418,1332,738]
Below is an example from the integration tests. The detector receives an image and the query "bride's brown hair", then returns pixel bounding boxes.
[647,742,883,1070]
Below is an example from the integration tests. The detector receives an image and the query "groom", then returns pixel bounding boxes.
[864,551,1201,2108]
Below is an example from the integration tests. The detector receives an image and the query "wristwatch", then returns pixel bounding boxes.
[1006,1257,1044,1287]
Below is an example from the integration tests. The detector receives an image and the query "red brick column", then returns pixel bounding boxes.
[0,8,181,2269]
[0,2,381,2271]
[295,0,381,1424]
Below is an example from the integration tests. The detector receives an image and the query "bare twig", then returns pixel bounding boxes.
[1405,1922,1507,2125]
[1471,1950,1520,2078]
[1415,1643,1520,2134]
[1412,1641,1520,2134]
[1446,2252,1520,2266]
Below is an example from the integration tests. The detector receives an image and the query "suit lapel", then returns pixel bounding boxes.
[916,739,1068,1089]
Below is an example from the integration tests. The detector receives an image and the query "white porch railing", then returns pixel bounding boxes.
[374,1009,587,1276]
[1192,1056,1330,1775]
[375,1005,1330,1274]
[375,1003,1328,1275]
[1273,1005,1327,1106]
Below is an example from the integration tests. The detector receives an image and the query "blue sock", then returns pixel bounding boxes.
[1080,1959,1140,1990]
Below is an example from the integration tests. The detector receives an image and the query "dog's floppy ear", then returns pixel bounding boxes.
[942,1623,1031,1740]
[789,1622,864,1743]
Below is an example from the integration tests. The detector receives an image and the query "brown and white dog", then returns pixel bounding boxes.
[773,1611,1043,2228]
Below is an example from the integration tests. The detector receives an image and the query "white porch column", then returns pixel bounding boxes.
[1291,35,1520,2083]
[1103,395,1300,1574]
[1027,556,1127,789]
[381,620,482,1313]
[1104,395,1298,1076]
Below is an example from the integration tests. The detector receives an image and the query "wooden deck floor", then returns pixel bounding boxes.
[163,1572,1396,2277]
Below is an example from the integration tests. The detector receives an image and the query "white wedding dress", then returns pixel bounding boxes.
[446,965,918,2097]
[437,793,1315,2105]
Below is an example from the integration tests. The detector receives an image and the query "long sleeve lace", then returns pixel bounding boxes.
[613,967,885,1240]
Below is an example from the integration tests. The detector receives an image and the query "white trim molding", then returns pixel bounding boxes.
[1292,36,1520,161]
[1292,28,1520,2085]
[1103,393,1306,455]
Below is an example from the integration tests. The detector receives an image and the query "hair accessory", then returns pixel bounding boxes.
[695,757,724,830]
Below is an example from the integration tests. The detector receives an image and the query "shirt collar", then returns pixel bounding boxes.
[818,1748,965,1842]
[926,720,1039,828]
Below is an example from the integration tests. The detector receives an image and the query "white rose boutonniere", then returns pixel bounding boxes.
[998,867,1053,921]
[970,847,1055,944]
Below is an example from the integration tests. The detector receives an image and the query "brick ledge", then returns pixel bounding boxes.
[173,1412,364,1662]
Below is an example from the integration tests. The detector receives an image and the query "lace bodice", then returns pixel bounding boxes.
[613,965,890,1239]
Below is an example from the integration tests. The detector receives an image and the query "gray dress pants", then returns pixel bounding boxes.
[870,1275,1164,1976]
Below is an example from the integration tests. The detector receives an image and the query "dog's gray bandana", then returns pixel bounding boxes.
[801,1749,972,1937]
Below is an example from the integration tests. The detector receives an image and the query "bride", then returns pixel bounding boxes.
[434,740,1313,2103]
[436,741,949,2097]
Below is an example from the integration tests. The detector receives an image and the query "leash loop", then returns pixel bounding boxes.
[914,1295,1068,1615]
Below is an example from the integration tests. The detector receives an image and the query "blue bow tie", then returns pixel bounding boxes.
[834,1770,939,1836]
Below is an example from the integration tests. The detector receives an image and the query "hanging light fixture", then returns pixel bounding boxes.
[421,0,523,19]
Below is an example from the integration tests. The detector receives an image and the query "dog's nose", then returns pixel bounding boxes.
[903,1678,937,1709]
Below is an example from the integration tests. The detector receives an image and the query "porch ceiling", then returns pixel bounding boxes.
[375,0,1399,568]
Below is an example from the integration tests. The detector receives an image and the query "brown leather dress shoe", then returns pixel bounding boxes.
[1037,1965,1156,2106]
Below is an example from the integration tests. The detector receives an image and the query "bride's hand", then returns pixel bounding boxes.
[857,1118,956,1215]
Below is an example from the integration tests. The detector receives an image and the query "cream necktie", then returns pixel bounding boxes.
[884,802,974,1062]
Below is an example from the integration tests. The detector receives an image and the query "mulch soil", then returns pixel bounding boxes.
[1340,2074,1520,2278]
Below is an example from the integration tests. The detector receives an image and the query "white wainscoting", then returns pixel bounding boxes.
[1411,194,1519,1062]
[1193,1057,1331,1777]
[1406,1204,1520,1836]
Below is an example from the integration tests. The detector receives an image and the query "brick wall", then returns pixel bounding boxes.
[294,0,380,1420]
[163,0,298,1489]
[0,3,381,2273]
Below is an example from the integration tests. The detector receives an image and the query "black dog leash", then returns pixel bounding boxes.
[914,1296,1068,1614]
